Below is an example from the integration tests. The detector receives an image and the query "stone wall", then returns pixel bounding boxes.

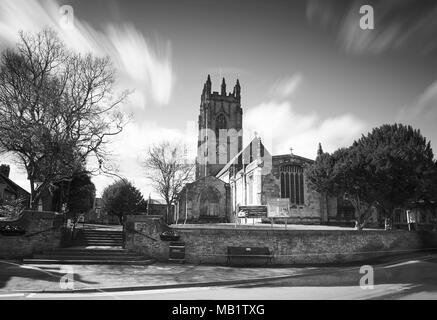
[125,215,437,266]
[124,215,169,260]
[0,210,64,259]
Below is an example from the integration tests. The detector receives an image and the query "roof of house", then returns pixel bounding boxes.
[147,198,166,205]
[0,173,30,197]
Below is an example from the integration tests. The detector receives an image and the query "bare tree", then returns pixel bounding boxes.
[143,141,194,224]
[0,29,129,209]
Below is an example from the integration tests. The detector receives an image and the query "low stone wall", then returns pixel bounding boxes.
[125,215,437,266]
[124,215,170,261]
[0,210,64,259]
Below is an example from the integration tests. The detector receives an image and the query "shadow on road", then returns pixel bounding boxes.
[231,255,437,297]
[0,261,98,290]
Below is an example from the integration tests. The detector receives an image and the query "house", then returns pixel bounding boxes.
[0,164,30,208]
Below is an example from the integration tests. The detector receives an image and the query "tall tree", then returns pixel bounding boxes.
[331,147,374,229]
[308,124,437,229]
[307,147,373,229]
[0,29,128,209]
[143,141,194,224]
[52,171,96,220]
[101,180,147,224]
[307,146,334,196]
[352,124,436,218]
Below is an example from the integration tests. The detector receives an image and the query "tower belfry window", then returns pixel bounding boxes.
[215,114,227,165]
[216,114,226,129]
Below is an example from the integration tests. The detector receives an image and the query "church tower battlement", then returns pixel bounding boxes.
[196,75,243,179]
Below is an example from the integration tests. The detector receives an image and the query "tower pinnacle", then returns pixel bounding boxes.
[221,77,226,96]
[234,79,241,100]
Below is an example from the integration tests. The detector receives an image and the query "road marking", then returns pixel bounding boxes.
[0,293,26,298]
[381,260,420,269]
[25,286,214,299]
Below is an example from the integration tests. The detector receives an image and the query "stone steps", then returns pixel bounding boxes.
[76,240,124,245]
[22,227,151,265]
[73,229,124,247]
[22,258,154,265]
[23,247,153,265]
[44,249,129,256]
[32,254,145,261]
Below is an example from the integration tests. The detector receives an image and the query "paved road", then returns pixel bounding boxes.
[2,253,436,300]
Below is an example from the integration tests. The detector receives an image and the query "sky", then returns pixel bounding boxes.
[0,0,437,199]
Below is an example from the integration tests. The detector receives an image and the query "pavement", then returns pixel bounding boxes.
[1,250,436,296]
[172,222,365,230]
[2,252,437,300]
[0,260,309,294]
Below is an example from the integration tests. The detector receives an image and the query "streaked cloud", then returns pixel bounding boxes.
[269,73,303,98]
[0,0,175,195]
[397,81,437,122]
[244,100,367,159]
[0,0,173,107]
[306,0,437,55]
[93,119,197,197]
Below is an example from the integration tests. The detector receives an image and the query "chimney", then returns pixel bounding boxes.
[0,164,10,178]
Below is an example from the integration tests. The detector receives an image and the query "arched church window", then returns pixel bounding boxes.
[280,165,305,205]
[216,114,227,129]
[199,187,220,217]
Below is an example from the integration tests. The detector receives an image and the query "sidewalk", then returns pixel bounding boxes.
[0,261,307,293]
[1,250,435,294]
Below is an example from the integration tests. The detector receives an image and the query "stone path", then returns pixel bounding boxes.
[1,251,434,294]
[0,261,305,293]
[172,223,380,231]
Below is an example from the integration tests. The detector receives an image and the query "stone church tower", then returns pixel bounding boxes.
[196,75,243,179]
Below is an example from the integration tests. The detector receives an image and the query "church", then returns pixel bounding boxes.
[175,76,355,225]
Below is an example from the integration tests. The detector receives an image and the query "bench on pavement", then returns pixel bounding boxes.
[227,246,273,266]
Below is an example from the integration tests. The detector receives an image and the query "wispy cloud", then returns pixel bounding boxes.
[244,98,367,159]
[397,81,437,122]
[269,73,303,98]
[306,0,437,55]
[0,0,175,195]
[245,74,368,158]
[93,119,197,197]
[0,0,174,107]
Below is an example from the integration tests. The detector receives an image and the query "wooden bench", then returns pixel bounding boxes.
[227,246,273,266]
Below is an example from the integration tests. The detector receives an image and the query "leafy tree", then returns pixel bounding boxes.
[52,171,96,221]
[307,146,373,229]
[306,144,334,219]
[307,144,334,196]
[331,147,374,229]
[308,124,437,229]
[143,141,194,224]
[352,124,436,218]
[0,29,128,209]
[101,180,146,224]
[0,196,27,219]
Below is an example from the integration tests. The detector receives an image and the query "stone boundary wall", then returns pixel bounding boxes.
[0,210,64,259]
[124,215,437,266]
